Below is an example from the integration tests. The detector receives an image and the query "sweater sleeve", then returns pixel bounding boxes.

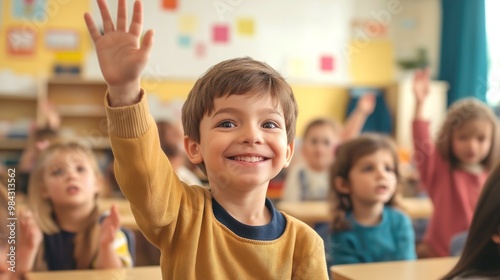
[293,237,329,280]
[393,211,417,261]
[105,90,193,248]
[412,120,440,194]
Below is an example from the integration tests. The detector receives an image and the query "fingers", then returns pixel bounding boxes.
[108,204,121,228]
[129,0,143,36]
[97,0,115,33]
[139,29,154,56]
[116,0,127,32]
[84,13,102,42]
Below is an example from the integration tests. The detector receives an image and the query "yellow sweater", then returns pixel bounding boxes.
[105,91,328,279]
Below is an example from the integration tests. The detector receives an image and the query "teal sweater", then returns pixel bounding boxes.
[329,206,416,265]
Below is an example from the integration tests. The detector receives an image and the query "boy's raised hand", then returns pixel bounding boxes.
[413,68,430,105]
[84,0,154,105]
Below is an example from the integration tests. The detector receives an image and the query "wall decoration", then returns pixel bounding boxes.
[12,0,47,20]
[45,29,80,51]
[6,27,37,56]
[162,0,177,11]
[179,15,197,34]
[195,42,206,58]
[237,18,255,36]
[320,55,334,72]
[212,24,229,43]
[178,35,191,48]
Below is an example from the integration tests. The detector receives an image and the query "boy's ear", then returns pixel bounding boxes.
[184,136,203,164]
[283,140,295,168]
[492,233,500,245]
[334,176,350,194]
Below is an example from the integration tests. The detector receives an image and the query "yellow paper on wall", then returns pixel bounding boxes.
[237,18,255,36]
[348,39,395,85]
[179,15,197,34]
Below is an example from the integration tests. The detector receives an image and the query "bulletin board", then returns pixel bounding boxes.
[91,0,354,84]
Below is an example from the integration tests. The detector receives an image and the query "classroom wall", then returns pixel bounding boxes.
[0,0,441,139]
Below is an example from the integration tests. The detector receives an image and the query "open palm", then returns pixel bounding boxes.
[413,68,430,104]
[84,0,154,87]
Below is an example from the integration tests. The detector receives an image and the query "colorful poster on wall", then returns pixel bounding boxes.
[237,18,255,36]
[162,0,177,11]
[178,35,191,48]
[6,27,37,56]
[12,0,47,20]
[179,15,197,34]
[45,29,80,51]
[212,24,229,44]
[320,55,334,72]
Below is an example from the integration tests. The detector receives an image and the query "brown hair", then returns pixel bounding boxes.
[302,118,342,140]
[329,133,401,231]
[435,98,500,169]
[442,163,500,279]
[181,57,298,174]
[28,141,103,269]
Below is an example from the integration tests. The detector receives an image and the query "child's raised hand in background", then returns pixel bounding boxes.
[94,204,124,269]
[17,210,43,273]
[413,68,430,105]
[356,93,377,116]
[99,204,121,248]
[413,68,430,120]
[84,0,154,105]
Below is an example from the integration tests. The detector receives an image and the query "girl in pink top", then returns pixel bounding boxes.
[412,69,500,257]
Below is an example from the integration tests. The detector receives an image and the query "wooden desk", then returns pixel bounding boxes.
[25,266,161,280]
[331,257,458,280]
[276,197,433,225]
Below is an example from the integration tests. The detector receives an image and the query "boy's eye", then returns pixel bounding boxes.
[262,121,278,129]
[217,121,235,128]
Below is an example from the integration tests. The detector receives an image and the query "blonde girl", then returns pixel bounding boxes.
[26,141,132,270]
[413,69,500,257]
[328,134,416,265]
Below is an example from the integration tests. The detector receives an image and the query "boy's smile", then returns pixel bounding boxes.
[188,93,294,192]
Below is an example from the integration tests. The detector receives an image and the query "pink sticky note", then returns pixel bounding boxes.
[195,42,206,58]
[213,24,229,43]
[320,55,334,72]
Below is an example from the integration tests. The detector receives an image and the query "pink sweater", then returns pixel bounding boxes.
[412,120,488,256]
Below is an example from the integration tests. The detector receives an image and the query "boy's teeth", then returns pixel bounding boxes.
[233,156,264,162]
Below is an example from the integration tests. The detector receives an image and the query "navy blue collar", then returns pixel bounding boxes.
[212,197,286,241]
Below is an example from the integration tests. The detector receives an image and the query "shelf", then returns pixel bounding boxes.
[0,94,37,101]
[57,105,106,117]
[0,139,28,150]
[48,77,107,86]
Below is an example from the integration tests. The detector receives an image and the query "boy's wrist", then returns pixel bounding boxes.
[108,80,142,107]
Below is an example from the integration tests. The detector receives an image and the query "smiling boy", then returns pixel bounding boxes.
[84,0,328,278]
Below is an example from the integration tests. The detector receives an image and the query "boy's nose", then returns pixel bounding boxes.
[240,125,263,144]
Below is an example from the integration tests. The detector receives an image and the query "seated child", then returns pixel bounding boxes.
[329,134,416,265]
[442,162,500,279]
[282,93,376,202]
[25,141,132,270]
[83,0,328,278]
[157,120,202,186]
